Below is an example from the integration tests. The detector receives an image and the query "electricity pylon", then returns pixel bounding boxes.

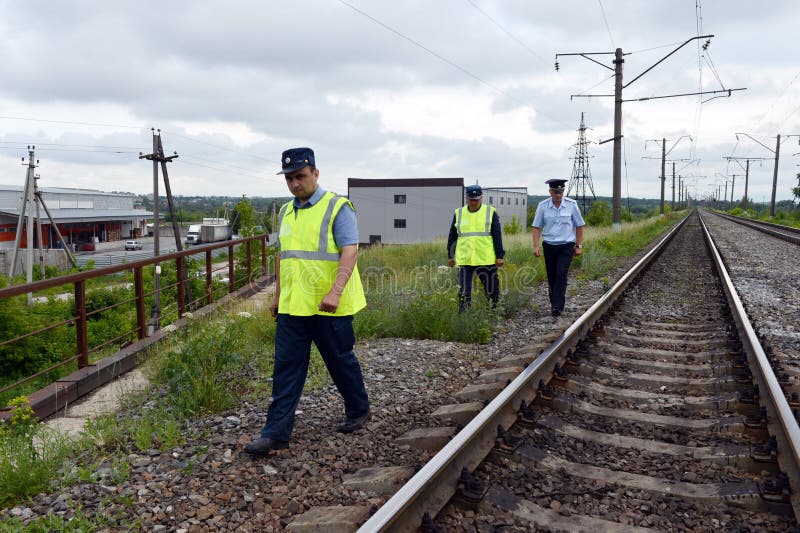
[566,112,596,216]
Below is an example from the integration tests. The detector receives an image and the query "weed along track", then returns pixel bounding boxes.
[359,211,800,532]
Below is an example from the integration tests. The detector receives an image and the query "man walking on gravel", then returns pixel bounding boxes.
[447,184,505,312]
[532,178,585,319]
[245,147,370,456]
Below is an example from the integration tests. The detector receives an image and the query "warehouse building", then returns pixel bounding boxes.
[0,184,151,251]
[347,179,528,245]
[482,186,528,229]
[348,178,464,245]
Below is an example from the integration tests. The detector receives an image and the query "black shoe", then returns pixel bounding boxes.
[335,411,370,433]
[244,437,289,456]
[551,309,561,317]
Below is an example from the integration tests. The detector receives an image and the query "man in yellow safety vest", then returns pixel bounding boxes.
[245,147,370,456]
[447,184,505,312]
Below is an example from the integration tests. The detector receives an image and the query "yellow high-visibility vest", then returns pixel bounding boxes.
[277,192,366,316]
[454,204,496,266]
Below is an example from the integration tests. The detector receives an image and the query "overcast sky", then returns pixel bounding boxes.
[1,0,799,204]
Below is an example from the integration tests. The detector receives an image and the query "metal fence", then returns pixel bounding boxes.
[0,235,271,404]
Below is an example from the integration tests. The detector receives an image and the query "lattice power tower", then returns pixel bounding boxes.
[566,112,596,215]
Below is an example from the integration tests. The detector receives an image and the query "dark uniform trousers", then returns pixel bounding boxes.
[542,242,575,314]
[260,314,369,442]
[458,265,500,311]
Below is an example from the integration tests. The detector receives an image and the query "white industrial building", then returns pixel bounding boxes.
[0,184,151,251]
[348,178,464,245]
[347,179,528,245]
[482,187,528,229]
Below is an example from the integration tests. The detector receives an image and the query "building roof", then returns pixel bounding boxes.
[0,184,135,197]
[0,208,152,223]
[348,178,464,188]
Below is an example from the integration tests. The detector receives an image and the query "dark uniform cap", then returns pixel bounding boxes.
[277,147,315,175]
[465,184,483,199]
[546,178,567,189]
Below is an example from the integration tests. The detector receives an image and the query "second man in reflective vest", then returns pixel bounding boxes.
[447,184,505,312]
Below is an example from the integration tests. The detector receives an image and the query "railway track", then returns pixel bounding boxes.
[710,210,800,246]
[358,210,800,532]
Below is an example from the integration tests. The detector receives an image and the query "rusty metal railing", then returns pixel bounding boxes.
[0,235,271,401]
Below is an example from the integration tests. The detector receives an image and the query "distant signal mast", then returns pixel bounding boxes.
[566,112,596,215]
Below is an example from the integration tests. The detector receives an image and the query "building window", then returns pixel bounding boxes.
[394,219,406,228]
[500,197,504,205]
[489,196,493,204]
[515,198,519,205]
[522,198,526,205]
[394,194,406,204]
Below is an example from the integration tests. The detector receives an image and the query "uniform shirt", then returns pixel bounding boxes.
[277,187,359,250]
[532,196,585,245]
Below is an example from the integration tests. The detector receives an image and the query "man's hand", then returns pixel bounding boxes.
[574,247,583,256]
[495,258,504,267]
[533,247,541,257]
[448,258,455,267]
[269,294,279,319]
[319,292,341,313]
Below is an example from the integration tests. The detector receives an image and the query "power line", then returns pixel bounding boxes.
[176,159,272,181]
[337,0,571,129]
[463,0,549,66]
[597,0,615,48]
[159,129,275,163]
[0,115,146,130]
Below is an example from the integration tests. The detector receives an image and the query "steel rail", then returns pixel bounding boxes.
[700,212,800,519]
[358,214,691,532]
[711,210,800,245]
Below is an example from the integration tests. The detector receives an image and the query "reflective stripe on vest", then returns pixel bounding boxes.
[454,204,496,266]
[277,192,366,316]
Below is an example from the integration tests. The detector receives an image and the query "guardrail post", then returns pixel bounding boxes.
[228,244,235,293]
[134,267,146,339]
[246,240,252,284]
[176,256,185,317]
[261,236,267,275]
[205,249,212,305]
[75,280,89,368]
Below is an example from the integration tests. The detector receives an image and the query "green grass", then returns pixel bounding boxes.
[355,213,681,342]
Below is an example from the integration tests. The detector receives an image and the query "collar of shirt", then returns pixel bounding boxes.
[293,187,326,209]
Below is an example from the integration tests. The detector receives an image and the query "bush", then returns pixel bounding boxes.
[585,200,612,226]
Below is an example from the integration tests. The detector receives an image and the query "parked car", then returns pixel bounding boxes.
[125,240,143,250]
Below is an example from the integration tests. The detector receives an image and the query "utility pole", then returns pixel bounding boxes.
[557,35,745,230]
[9,148,37,304]
[566,112,597,216]
[726,156,765,210]
[734,133,799,217]
[139,129,185,333]
[660,139,666,215]
[671,162,676,210]
[644,136,691,214]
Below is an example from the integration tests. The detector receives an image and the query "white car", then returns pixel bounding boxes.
[125,240,143,250]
